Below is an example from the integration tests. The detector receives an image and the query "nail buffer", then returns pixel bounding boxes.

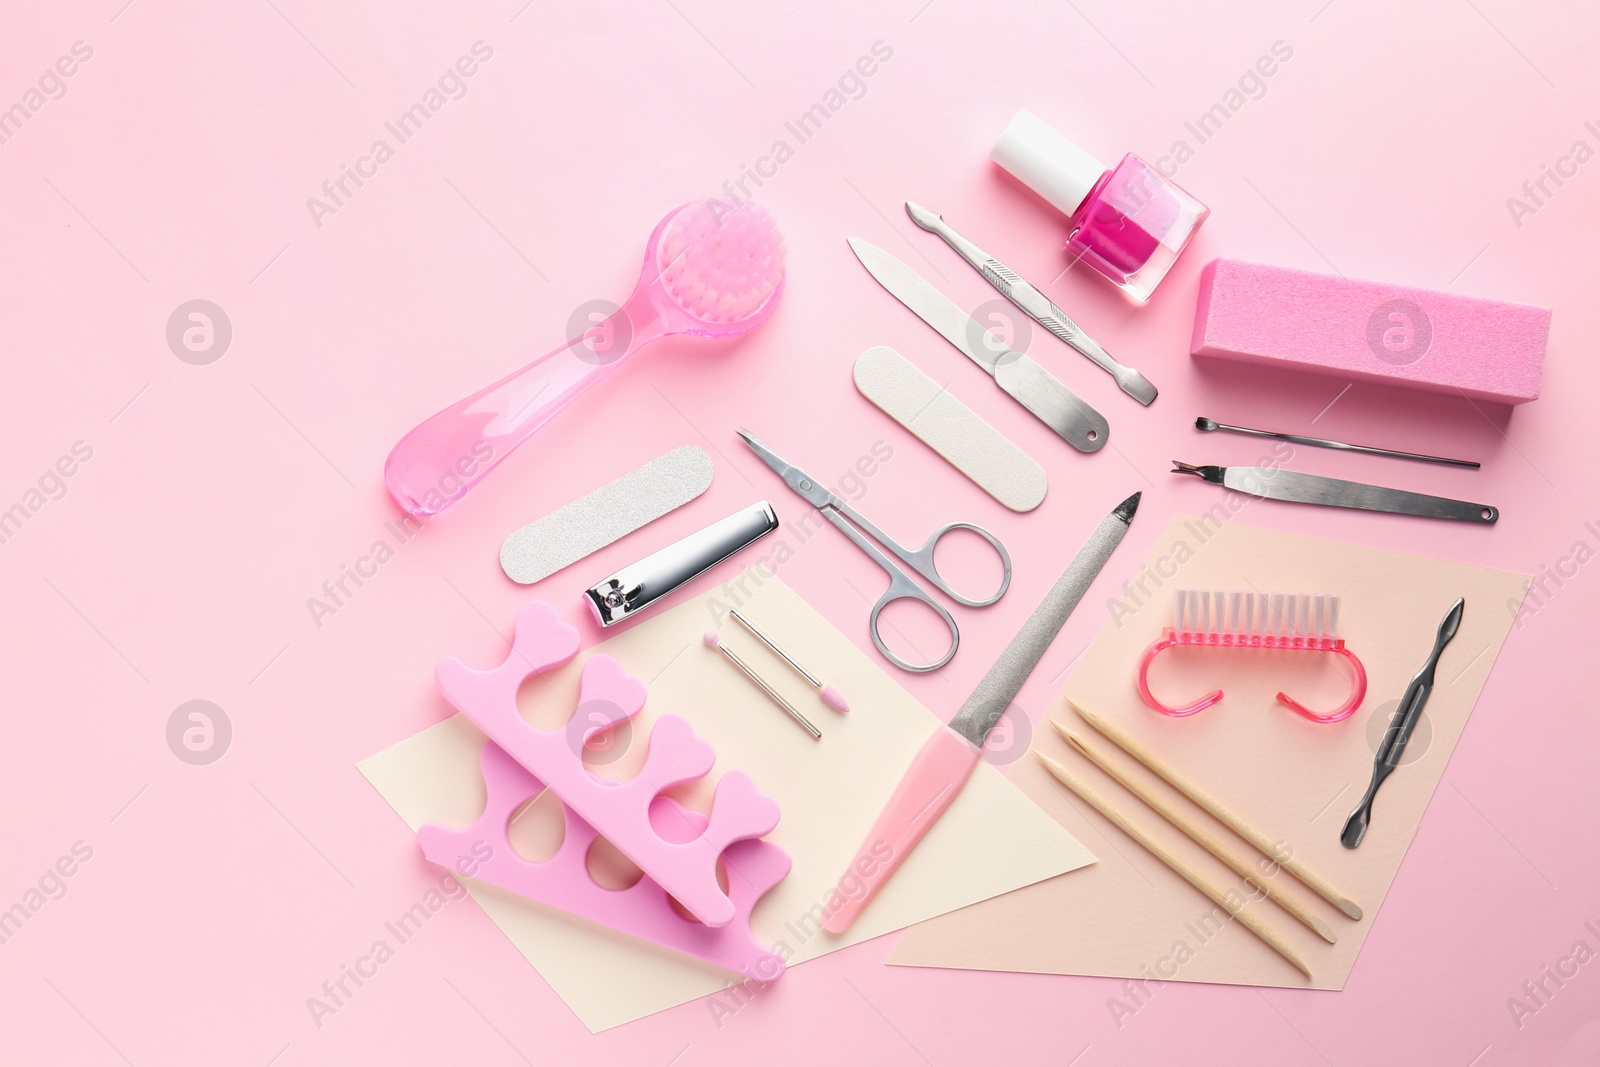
[848,238,1109,453]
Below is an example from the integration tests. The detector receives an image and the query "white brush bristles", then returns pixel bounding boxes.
[1172,589,1341,642]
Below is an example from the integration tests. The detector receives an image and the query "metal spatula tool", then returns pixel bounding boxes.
[905,202,1157,405]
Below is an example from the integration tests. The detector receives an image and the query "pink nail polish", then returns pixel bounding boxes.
[991,109,1209,303]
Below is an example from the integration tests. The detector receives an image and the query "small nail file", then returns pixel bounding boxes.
[853,346,1047,513]
[500,445,714,584]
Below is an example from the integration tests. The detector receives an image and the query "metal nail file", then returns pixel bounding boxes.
[904,202,1157,405]
[822,492,1140,935]
[1171,462,1498,524]
[1341,598,1465,848]
[848,238,1109,453]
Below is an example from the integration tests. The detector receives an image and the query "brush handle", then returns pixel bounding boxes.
[384,299,662,516]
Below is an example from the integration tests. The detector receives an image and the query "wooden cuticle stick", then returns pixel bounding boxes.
[1069,699,1362,921]
[1035,751,1313,979]
[1051,720,1336,944]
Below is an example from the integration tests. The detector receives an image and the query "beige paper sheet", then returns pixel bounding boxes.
[890,516,1527,990]
[359,575,1094,1031]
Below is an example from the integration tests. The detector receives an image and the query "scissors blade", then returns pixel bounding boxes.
[735,429,841,511]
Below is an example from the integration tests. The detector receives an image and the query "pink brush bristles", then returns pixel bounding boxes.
[657,201,785,329]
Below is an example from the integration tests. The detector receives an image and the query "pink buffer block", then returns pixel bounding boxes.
[435,601,783,928]
[418,741,789,978]
[1191,258,1550,405]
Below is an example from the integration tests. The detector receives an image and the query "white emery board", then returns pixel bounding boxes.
[499,445,714,584]
[853,346,1046,512]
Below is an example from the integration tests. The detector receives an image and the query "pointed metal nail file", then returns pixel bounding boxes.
[848,237,1109,453]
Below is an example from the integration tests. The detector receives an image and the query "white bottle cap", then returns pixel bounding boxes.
[990,109,1106,218]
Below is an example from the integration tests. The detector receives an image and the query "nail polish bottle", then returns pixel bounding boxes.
[991,109,1209,303]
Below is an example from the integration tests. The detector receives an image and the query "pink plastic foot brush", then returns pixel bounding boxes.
[1137,590,1367,723]
[384,201,786,515]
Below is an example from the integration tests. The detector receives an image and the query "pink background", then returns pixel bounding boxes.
[2,1,1597,1064]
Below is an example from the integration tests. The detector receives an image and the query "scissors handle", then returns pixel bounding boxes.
[839,504,1012,609]
[869,569,960,673]
[820,509,960,672]
[900,522,1012,608]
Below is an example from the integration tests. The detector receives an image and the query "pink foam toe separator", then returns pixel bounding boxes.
[1190,258,1549,405]
[434,601,783,929]
[418,741,789,980]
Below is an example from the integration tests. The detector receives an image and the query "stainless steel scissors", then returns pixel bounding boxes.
[737,430,1011,672]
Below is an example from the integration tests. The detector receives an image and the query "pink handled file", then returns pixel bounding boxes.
[822,726,980,935]
[1190,258,1549,405]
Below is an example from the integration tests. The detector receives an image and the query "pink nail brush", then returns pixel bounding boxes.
[384,200,785,515]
